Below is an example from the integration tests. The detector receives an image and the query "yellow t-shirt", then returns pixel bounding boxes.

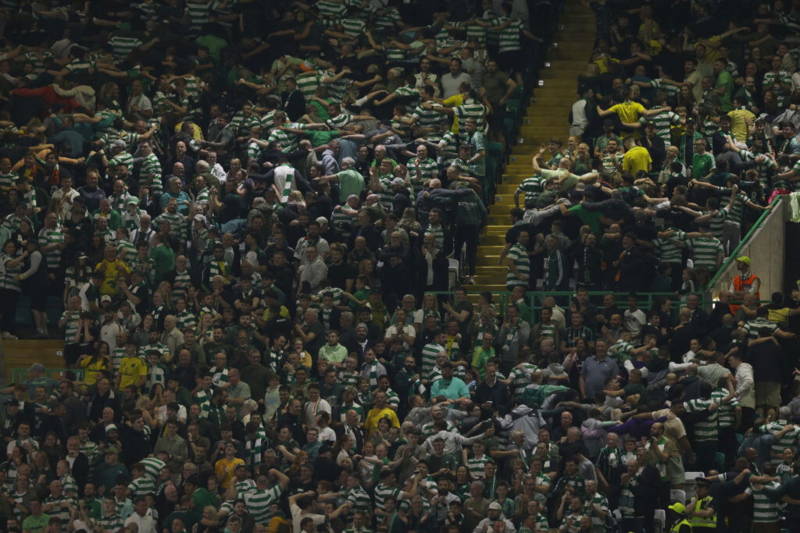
[768,307,790,326]
[727,108,755,142]
[261,305,290,323]
[699,35,724,64]
[638,20,662,50]
[96,259,132,296]
[214,457,245,490]
[443,93,465,133]
[174,121,204,141]
[298,350,313,368]
[609,101,646,124]
[622,146,653,175]
[593,55,620,75]
[80,356,108,386]
[118,356,147,390]
[364,407,400,433]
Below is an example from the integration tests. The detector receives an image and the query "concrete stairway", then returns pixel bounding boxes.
[472,1,596,294]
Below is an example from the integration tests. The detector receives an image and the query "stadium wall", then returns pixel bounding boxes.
[709,196,788,301]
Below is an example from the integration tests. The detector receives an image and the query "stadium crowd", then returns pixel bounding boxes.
[1,1,800,533]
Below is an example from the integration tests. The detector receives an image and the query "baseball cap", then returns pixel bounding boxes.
[668,502,686,514]
[488,502,502,511]
[736,256,751,265]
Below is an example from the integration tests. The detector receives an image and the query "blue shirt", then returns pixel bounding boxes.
[159,190,191,214]
[430,376,470,400]
[581,356,620,400]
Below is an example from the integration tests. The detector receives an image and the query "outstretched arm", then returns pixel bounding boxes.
[596,105,614,117]
[640,106,671,117]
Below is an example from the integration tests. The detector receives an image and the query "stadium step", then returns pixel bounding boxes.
[471,0,596,296]
[1,340,65,383]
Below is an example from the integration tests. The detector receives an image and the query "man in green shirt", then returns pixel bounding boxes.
[21,500,51,533]
[185,474,220,524]
[318,330,348,368]
[562,202,605,235]
[691,139,716,179]
[318,157,365,202]
[149,233,176,284]
[306,129,343,147]
[471,332,496,379]
[196,33,228,63]
[713,59,734,112]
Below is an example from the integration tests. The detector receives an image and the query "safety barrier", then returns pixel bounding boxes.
[430,198,789,319]
[708,195,788,300]
[429,290,708,323]
[10,367,84,385]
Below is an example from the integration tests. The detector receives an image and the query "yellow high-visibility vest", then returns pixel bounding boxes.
[689,496,716,528]
[671,518,693,533]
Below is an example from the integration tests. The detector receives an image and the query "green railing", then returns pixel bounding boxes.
[707,195,785,291]
[421,199,787,322]
[431,290,512,317]
[429,290,706,323]
[10,368,84,385]
[525,291,701,322]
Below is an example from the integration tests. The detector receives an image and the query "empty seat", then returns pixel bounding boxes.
[670,489,686,504]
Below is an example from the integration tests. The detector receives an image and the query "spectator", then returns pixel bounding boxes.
[0,2,798,533]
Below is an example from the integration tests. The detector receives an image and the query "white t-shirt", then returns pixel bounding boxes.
[304,398,332,428]
[100,321,124,353]
[124,511,157,533]
[319,426,337,443]
[441,71,472,98]
[384,324,416,348]
[290,502,327,533]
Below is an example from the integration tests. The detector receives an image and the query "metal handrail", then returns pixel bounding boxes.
[426,290,704,322]
[10,368,85,385]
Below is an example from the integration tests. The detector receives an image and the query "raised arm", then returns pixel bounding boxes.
[269,467,290,490]
[531,149,545,173]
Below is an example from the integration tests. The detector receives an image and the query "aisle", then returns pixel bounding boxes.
[472,2,596,293]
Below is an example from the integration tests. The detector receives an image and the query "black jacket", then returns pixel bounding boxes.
[68,453,90,494]
[411,246,448,294]
[642,134,666,169]
[474,380,510,415]
[282,89,306,121]
[633,464,662,512]
[87,390,120,424]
